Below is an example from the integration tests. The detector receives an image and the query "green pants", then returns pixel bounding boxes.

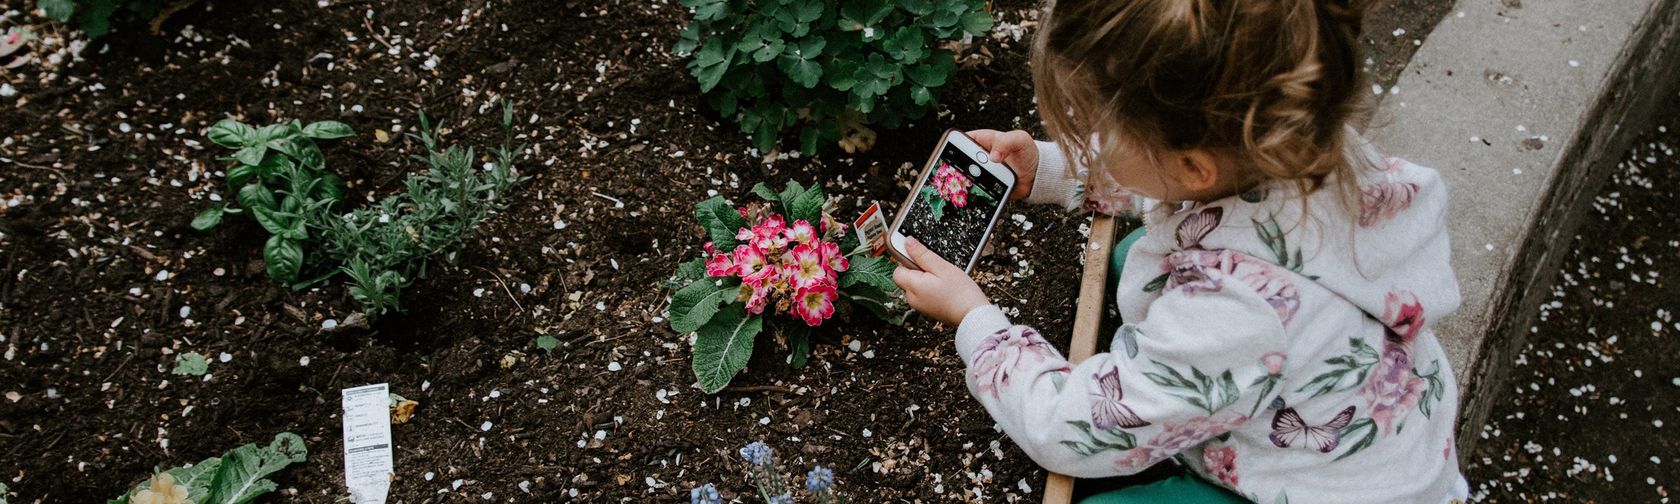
[1079,474,1250,504]
[1086,228,1249,504]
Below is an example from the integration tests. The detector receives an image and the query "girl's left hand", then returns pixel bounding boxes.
[892,237,991,326]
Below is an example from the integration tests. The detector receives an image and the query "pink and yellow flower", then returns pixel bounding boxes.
[932,162,972,208]
[785,244,830,289]
[819,241,848,273]
[786,219,816,245]
[793,284,838,326]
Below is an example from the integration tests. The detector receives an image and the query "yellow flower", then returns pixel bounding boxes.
[131,472,192,504]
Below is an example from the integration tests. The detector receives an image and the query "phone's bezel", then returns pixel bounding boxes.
[888,129,1018,273]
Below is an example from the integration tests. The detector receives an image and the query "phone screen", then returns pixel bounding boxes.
[898,142,1011,267]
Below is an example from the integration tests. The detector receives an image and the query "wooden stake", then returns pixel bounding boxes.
[1043,215,1119,504]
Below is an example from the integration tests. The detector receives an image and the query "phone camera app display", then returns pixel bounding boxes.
[901,143,1009,265]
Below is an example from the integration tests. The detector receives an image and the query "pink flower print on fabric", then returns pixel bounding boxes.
[1358,181,1420,228]
[1117,415,1246,470]
[1090,367,1151,430]
[1261,352,1287,375]
[970,326,1060,399]
[1165,250,1303,326]
[1382,290,1426,343]
[1359,343,1424,435]
[1203,445,1240,487]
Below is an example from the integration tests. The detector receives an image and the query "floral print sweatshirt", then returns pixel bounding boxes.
[954,138,1470,503]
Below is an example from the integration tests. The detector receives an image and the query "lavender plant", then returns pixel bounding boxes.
[691,441,846,503]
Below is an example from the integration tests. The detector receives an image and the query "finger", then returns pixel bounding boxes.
[905,237,962,276]
[965,129,1002,151]
[993,130,1034,163]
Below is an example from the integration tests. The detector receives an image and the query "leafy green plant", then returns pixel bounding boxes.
[108,432,307,504]
[172,352,208,376]
[669,180,906,393]
[194,104,524,317]
[37,0,166,38]
[674,0,993,154]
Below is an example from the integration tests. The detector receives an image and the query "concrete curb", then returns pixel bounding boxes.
[1366,0,1680,457]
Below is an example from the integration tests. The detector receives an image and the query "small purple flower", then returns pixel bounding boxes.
[769,492,794,504]
[805,465,834,493]
[739,440,774,466]
[689,483,721,504]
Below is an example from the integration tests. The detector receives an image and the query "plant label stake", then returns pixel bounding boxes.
[342,383,395,504]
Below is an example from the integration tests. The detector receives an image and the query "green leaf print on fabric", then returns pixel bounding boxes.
[1142,272,1170,293]
[1294,338,1381,399]
[1060,420,1138,456]
[1334,417,1379,461]
[1252,213,1316,279]
[1142,361,1240,416]
[1414,359,1448,419]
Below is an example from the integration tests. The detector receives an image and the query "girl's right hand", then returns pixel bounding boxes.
[966,129,1038,200]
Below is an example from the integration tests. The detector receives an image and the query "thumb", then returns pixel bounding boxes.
[905,237,960,275]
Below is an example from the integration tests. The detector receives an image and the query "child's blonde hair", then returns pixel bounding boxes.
[1032,0,1375,200]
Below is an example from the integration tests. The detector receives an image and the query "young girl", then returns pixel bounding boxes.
[892,1,1468,502]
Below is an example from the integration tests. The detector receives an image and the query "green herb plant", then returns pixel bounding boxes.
[674,0,992,154]
[36,0,166,38]
[194,104,524,317]
[107,432,307,504]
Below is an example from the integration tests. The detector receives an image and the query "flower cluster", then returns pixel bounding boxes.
[689,483,722,504]
[695,441,844,504]
[704,205,850,326]
[931,162,973,208]
[740,440,776,466]
[131,473,191,504]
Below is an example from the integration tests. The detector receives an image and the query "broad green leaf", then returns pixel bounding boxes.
[227,164,258,188]
[787,184,825,223]
[788,0,822,23]
[263,236,303,283]
[674,23,702,56]
[899,0,935,16]
[173,352,209,375]
[302,121,354,139]
[906,56,956,87]
[248,206,291,236]
[237,183,278,212]
[840,0,893,29]
[692,38,734,93]
[840,255,897,293]
[75,0,117,38]
[778,56,823,88]
[695,196,745,249]
[668,278,738,333]
[232,145,267,167]
[689,0,728,20]
[959,10,993,35]
[192,204,225,231]
[883,26,925,62]
[749,182,783,206]
[204,432,308,504]
[673,257,708,283]
[38,0,75,21]
[910,85,934,106]
[692,304,763,394]
[789,328,810,368]
[255,124,290,143]
[208,119,256,149]
[799,126,820,154]
[165,456,223,504]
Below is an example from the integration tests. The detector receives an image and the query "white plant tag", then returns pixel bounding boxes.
[341,383,394,504]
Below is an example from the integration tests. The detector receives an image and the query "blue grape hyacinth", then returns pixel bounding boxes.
[739,440,774,466]
[768,491,794,504]
[805,465,834,493]
[690,483,721,504]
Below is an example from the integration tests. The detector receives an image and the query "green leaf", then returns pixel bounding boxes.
[204,432,308,504]
[302,121,354,139]
[173,352,209,376]
[192,204,226,231]
[226,164,258,188]
[841,255,898,293]
[38,0,75,21]
[692,304,763,394]
[883,26,926,62]
[674,23,702,56]
[248,205,291,236]
[845,284,909,325]
[208,120,256,149]
[789,0,823,23]
[776,180,808,204]
[840,0,894,29]
[668,278,738,333]
[688,0,728,20]
[673,257,709,284]
[232,145,267,167]
[263,236,303,283]
[750,182,783,206]
[959,10,993,35]
[787,185,826,223]
[535,335,560,354]
[789,328,811,368]
[692,38,734,93]
[695,196,746,249]
[899,0,935,16]
[779,56,823,88]
[906,56,956,87]
[910,85,934,106]
[165,457,223,504]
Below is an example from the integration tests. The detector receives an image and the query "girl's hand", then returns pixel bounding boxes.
[892,237,992,326]
[966,129,1039,200]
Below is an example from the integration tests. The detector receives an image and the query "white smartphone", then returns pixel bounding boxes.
[888,129,1017,273]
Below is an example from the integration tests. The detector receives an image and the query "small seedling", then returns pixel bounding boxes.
[534,335,560,354]
[171,352,208,376]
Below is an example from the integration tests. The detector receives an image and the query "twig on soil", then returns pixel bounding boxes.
[101,353,135,383]
[476,266,526,313]
[590,191,625,208]
[722,385,793,394]
[1,157,65,178]
[127,245,163,263]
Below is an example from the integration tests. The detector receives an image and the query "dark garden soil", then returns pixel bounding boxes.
[1463,92,1680,502]
[0,1,1453,502]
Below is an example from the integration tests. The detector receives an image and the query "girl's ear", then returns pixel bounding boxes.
[1172,149,1223,194]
